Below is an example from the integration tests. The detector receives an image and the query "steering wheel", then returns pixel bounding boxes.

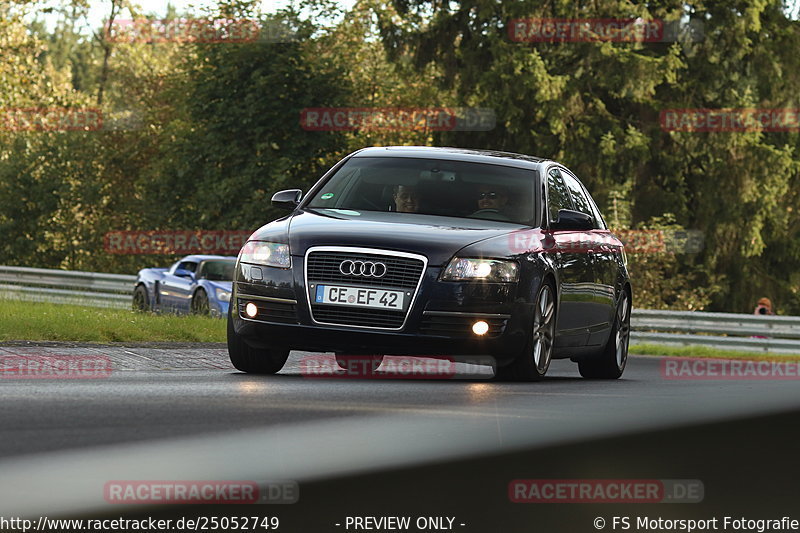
[470,209,512,221]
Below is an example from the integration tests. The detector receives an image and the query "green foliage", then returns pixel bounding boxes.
[622,214,722,311]
[0,0,354,272]
[377,0,800,313]
[1,0,799,314]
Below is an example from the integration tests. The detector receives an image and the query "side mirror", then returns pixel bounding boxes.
[551,209,594,231]
[173,269,195,280]
[272,189,303,210]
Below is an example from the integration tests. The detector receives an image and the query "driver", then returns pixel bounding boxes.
[472,184,511,220]
[393,185,420,213]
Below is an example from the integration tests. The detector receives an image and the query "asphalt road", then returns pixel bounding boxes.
[1,345,797,458]
[1,344,799,529]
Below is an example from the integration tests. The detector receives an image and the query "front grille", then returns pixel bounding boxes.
[238,298,297,324]
[419,314,508,338]
[311,305,405,329]
[306,249,426,329]
[307,251,424,289]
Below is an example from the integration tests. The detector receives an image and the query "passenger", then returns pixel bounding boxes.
[393,185,420,213]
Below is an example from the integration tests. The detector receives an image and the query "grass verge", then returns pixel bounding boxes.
[1,298,796,359]
[0,298,226,343]
[630,343,800,362]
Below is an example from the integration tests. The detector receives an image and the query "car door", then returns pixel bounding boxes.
[559,168,617,345]
[160,260,197,312]
[545,167,593,348]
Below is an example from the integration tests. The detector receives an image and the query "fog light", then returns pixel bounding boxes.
[245,302,258,318]
[472,320,489,336]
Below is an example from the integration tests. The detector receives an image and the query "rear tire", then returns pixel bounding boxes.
[335,354,384,375]
[494,280,556,382]
[132,285,149,312]
[227,317,289,374]
[578,290,630,379]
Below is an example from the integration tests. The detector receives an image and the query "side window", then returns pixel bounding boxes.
[560,170,601,228]
[560,171,591,215]
[177,261,197,273]
[584,190,607,229]
[546,168,573,222]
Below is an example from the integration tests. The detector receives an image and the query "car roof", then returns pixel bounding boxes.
[179,255,238,262]
[351,146,550,170]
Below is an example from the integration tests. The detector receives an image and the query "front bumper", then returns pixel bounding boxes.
[231,257,539,364]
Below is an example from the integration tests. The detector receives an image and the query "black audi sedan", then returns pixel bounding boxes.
[228,146,631,381]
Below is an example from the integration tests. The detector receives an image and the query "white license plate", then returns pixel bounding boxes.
[314,285,405,310]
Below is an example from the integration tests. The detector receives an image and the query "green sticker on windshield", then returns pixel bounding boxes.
[321,193,334,200]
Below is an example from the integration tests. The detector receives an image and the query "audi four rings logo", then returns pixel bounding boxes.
[339,260,388,278]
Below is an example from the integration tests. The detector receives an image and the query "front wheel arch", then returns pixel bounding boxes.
[494,277,557,382]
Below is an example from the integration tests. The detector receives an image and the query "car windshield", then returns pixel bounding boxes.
[305,157,536,224]
[198,260,236,281]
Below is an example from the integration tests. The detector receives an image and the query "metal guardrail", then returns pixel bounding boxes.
[0,265,798,354]
[630,309,800,355]
[0,265,135,309]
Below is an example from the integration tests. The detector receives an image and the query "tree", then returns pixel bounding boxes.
[375,0,800,312]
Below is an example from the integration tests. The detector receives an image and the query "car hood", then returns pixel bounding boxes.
[251,209,525,266]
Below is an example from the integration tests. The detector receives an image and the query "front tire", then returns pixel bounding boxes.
[578,290,630,379]
[495,280,556,381]
[227,317,290,374]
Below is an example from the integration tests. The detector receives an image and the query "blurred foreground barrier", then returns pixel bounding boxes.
[631,309,800,355]
[0,265,134,309]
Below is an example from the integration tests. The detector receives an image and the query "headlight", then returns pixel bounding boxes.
[239,241,291,268]
[441,257,519,282]
[215,288,231,302]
